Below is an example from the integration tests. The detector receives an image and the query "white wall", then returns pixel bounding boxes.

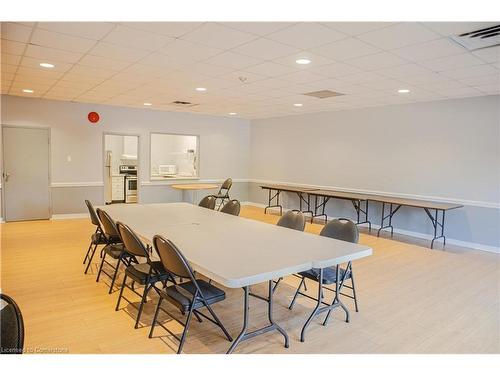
[249,95,500,249]
[1,95,250,214]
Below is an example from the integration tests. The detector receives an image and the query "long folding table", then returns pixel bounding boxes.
[101,202,372,353]
[261,184,463,249]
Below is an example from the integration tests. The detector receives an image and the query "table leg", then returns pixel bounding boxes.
[227,282,289,354]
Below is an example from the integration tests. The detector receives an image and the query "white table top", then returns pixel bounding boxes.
[100,203,372,288]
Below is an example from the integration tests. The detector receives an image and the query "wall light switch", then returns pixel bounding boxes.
[66,155,72,162]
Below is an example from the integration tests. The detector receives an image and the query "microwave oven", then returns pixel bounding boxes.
[158,164,177,176]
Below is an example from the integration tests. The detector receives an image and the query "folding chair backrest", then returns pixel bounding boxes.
[199,195,217,210]
[85,200,100,227]
[96,208,120,240]
[0,294,24,354]
[116,222,149,259]
[218,178,232,195]
[277,210,306,231]
[153,235,195,280]
[220,199,240,216]
[320,218,359,243]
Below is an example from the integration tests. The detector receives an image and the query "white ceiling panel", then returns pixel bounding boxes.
[204,51,260,70]
[266,23,346,49]
[322,22,395,36]
[0,39,26,55]
[181,23,257,50]
[219,22,294,36]
[1,21,497,119]
[310,37,381,61]
[122,22,202,38]
[232,38,300,60]
[31,28,96,53]
[346,52,408,70]
[36,22,115,40]
[392,38,466,62]
[1,23,33,43]
[88,41,149,62]
[357,23,440,50]
[103,25,173,51]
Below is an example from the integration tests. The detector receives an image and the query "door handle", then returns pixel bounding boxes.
[3,172,11,182]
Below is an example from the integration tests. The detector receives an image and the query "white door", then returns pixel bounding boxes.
[2,126,51,221]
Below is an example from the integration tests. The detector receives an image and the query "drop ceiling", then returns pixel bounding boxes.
[1,21,499,119]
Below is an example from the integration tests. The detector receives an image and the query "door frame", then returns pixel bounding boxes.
[1,124,52,221]
[102,132,141,204]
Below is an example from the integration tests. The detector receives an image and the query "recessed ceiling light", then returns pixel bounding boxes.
[22,89,34,93]
[294,103,303,107]
[295,58,311,65]
[143,102,152,106]
[195,87,207,92]
[229,112,237,115]
[398,89,410,94]
[39,62,55,68]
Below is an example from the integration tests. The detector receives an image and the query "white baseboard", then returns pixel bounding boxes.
[241,201,500,254]
[51,213,89,220]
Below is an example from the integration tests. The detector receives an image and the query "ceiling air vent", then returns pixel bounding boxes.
[302,90,345,99]
[450,24,500,51]
[169,100,199,108]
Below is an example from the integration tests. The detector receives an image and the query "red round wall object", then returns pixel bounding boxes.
[88,112,100,124]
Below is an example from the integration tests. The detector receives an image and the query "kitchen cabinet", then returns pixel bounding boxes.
[111,176,125,201]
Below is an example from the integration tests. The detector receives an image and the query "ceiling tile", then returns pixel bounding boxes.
[458,74,500,87]
[392,38,466,62]
[20,56,73,73]
[181,23,257,50]
[423,22,498,37]
[420,53,486,71]
[375,63,433,79]
[358,23,440,50]
[88,42,150,62]
[308,61,362,78]
[1,23,33,43]
[266,23,346,49]
[204,51,260,70]
[122,22,202,38]
[103,25,173,51]
[346,52,408,70]
[440,64,499,80]
[310,38,381,61]
[25,44,83,63]
[244,61,296,77]
[159,39,223,63]
[219,22,295,36]
[337,71,387,84]
[36,22,115,40]
[472,45,500,64]
[68,64,118,78]
[31,28,96,53]
[278,70,325,84]
[232,38,300,60]
[79,54,130,71]
[1,53,21,65]
[186,62,234,78]
[1,39,26,55]
[322,22,395,36]
[137,52,187,70]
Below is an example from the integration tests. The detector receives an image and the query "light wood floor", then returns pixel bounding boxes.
[1,205,499,354]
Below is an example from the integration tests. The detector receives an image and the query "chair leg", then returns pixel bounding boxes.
[149,296,163,338]
[95,252,107,281]
[177,304,195,354]
[288,277,305,310]
[84,243,99,274]
[135,285,151,329]
[115,274,127,311]
[108,257,122,294]
[204,303,232,342]
[83,241,93,264]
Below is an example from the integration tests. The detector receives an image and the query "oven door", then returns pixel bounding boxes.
[125,177,138,203]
